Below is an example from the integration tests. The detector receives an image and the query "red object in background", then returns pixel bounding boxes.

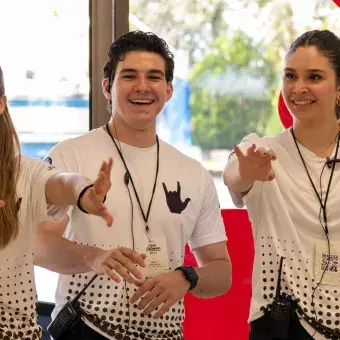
[333,0,340,7]
[278,91,293,128]
[183,209,254,340]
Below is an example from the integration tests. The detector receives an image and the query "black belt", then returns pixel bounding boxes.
[296,304,340,339]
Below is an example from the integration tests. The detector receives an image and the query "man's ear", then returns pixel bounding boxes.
[166,82,174,102]
[102,78,112,100]
[0,95,7,116]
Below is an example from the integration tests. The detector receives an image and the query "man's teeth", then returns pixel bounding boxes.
[129,99,153,104]
[293,100,313,105]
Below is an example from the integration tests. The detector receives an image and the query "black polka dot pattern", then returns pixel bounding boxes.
[0,253,42,339]
[258,236,340,335]
[0,156,66,339]
[57,243,185,339]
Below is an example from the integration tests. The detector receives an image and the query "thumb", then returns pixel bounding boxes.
[265,167,275,181]
[101,210,113,227]
[182,198,191,209]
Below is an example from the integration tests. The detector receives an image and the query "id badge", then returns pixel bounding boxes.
[140,237,170,279]
[315,240,340,286]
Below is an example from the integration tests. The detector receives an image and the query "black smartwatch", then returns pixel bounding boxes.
[175,266,199,291]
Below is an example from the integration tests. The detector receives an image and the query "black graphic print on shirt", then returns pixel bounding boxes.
[44,157,52,165]
[162,182,191,214]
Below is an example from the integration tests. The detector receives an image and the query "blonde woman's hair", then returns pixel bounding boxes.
[0,66,21,248]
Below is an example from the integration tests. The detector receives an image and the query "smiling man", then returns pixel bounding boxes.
[36,31,231,340]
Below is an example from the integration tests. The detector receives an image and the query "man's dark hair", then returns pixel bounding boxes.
[103,30,174,91]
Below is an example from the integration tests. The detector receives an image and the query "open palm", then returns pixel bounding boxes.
[81,158,113,226]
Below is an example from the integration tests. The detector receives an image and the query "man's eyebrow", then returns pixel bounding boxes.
[119,68,165,76]
[148,69,165,76]
[120,68,137,73]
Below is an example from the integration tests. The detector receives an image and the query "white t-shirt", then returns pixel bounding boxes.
[228,129,340,339]
[47,127,227,340]
[0,156,62,340]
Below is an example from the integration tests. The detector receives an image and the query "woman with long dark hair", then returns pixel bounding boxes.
[224,30,340,340]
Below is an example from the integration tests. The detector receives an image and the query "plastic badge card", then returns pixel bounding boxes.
[140,237,170,279]
[315,240,340,286]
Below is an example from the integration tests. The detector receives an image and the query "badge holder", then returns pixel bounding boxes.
[315,241,340,286]
[140,227,170,279]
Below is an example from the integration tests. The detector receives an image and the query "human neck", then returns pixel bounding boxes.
[292,119,339,158]
[106,117,157,148]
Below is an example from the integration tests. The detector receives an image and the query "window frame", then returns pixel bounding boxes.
[91,0,129,130]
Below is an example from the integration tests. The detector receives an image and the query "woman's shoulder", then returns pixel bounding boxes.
[19,155,44,174]
[19,155,55,186]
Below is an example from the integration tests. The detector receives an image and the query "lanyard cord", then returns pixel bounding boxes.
[290,128,340,234]
[105,123,160,238]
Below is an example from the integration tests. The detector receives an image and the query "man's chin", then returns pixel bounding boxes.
[131,119,156,132]
[133,114,158,127]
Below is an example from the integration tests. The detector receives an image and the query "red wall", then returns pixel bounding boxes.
[183,209,254,340]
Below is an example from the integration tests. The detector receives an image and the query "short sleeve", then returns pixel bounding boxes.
[44,143,79,217]
[22,157,66,223]
[188,170,227,250]
[44,143,79,173]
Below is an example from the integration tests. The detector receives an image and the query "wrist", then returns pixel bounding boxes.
[238,176,255,189]
[77,184,94,214]
[175,270,191,291]
[69,175,92,201]
[175,266,199,291]
[83,246,105,272]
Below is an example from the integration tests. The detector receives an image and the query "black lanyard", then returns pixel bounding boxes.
[105,123,159,240]
[290,128,340,234]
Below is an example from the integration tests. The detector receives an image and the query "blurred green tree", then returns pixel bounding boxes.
[130,0,339,149]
